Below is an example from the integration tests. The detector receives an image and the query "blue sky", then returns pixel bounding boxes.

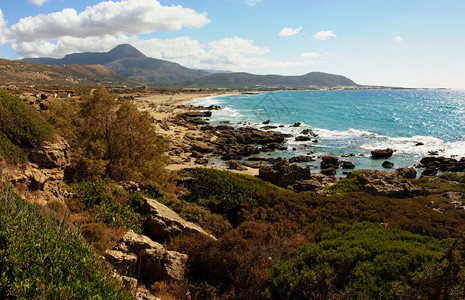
[0,0,464,88]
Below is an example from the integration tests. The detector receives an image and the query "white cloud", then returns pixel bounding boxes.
[394,36,403,42]
[29,0,52,7]
[13,35,313,74]
[245,0,262,6]
[278,26,303,37]
[11,0,210,42]
[0,10,12,45]
[301,51,319,58]
[313,30,336,40]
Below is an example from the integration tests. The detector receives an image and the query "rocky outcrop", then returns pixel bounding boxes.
[292,173,338,192]
[2,137,70,205]
[142,197,216,242]
[321,155,339,169]
[104,230,188,297]
[347,169,421,198]
[259,161,311,188]
[340,161,355,169]
[371,148,394,159]
[289,155,315,163]
[419,156,465,176]
[226,160,247,171]
[29,137,70,169]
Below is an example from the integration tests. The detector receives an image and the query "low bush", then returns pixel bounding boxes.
[269,222,452,299]
[0,185,131,299]
[68,180,145,232]
[0,91,54,163]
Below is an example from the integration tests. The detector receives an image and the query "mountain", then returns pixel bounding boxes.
[176,71,357,89]
[24,44,208,85]
[0,58,133,86]
[23,44,359,88]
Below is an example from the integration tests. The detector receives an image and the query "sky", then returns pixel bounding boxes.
[0,0,464,88]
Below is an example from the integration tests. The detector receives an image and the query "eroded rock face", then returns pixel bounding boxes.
[348,169,421,198]
[104,230,188,297]
[2,137,70,205]
[142,197,216,242]
[29,137,70,169]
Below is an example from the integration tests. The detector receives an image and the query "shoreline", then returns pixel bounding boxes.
[133,90,261,176]
[133,89,465,181]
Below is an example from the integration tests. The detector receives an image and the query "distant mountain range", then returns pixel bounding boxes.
[23,44,359,88]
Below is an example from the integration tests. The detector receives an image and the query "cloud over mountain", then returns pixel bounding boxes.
[12,0,210,42]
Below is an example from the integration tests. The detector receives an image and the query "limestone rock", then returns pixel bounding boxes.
[190,140,216,153]
[29,137,70,169]
[114,230,164,254]
[259,161,311,188]
[226,160,247,171]
[103,250,138,277]
[138,248,188,282]
[348,169,421,198]
[142,197,216,242]
[104,230,189,296]
[396,167,417,179]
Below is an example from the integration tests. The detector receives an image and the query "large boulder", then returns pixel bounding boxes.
[371,148,394,159]
[321,155,339,169]
[348,169,421,198]
[104,230,189,290]
[259,161,311,188]
[396,167,417,179]
[142,197,216,242]
[138,248,188,282]
[190,140,216,153]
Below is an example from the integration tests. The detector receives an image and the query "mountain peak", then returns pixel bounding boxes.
[108,44,145,59]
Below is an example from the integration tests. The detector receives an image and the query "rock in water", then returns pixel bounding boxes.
[382,161,394,168]
[371,148,394,159]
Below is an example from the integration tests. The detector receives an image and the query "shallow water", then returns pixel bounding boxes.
[189,89,465,174]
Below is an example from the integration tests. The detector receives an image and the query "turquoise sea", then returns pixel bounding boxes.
[189,89,465,174]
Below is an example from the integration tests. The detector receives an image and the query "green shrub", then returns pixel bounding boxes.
[0,185,132,299]
[186,168,279,223]
[0,91,54,163]
[69,180,144,232]
[157,193,232,237]
[0,135,26,163]
[269,222,451,299]
[328,176,364,193]
[0,91,54,148]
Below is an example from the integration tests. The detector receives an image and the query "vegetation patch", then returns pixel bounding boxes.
[0,91,54,163]
[269,222,452,299]
[0,185,131,299]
